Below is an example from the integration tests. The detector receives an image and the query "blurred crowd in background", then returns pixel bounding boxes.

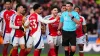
[0,0,100,35]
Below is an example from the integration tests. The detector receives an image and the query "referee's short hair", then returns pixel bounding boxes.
[66,2,73,6]
[61,4,66,8]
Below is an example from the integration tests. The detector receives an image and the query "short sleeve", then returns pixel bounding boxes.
[0,21,2,31]
[60,13,64,22]
[82,17,86,25]
[74,12,80,20]
[0,11,4,19]
[10,14,15,22]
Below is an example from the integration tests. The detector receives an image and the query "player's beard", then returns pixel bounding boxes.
[6,7,11,10]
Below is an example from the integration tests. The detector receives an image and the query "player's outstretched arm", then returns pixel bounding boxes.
[82,17,88,43]
[24,19,30,27]
[38,15,57,24]
[83,25,88,43]
[57,22,63,35]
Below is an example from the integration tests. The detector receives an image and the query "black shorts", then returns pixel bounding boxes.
[62,30,76,46]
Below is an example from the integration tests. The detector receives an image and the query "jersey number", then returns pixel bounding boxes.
[31,20,37,28]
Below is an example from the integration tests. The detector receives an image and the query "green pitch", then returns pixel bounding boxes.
[27,54,100,56]
[0,54,100,56]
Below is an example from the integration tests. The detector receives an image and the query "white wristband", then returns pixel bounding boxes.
[85,33,88,35]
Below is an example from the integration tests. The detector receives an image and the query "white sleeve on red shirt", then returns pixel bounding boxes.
[24,19,30,27]
[10,14,20,29]
[0,11,5,32]
[0,22,2,31]
[0,10,5,19]
[81,16,86,25]
[0,12,2,20]
[25,15,30,20]
[38,15,56,24]
[43,15,51,20]
[0,12,1,31]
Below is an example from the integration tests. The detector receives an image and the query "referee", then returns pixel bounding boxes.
[57,2,80,56]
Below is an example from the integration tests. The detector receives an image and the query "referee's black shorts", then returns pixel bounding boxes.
[62,30,76,46]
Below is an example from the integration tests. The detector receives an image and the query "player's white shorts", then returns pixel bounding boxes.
[12,36,25,46]
[76,35,86,44]
[3,33,11,44]
[47,35,62,46]
[26,35,44,49]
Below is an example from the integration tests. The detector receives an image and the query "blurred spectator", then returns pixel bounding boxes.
[0,0,3,12]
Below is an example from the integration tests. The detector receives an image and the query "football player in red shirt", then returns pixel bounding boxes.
[24,4,58,56]
[0,0,15,56]
[74,6,88,56]
[24,8,34,56]
[10,4,27,56]
[44,6,61,56]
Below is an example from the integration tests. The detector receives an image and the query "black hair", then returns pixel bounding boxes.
[74,6,81,10]
[4,0,11,3]
[23,5,27,12]
[61,4,66,7]
[66,2,73,6]
[50,5,60,12]
[15,4,27,11]
[33,4,41,11]
[12,0,21,4]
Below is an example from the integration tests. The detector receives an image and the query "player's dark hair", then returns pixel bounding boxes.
[50,5,60,12]
[66,2,73,6]
[74,5,81,10]
[33,4,41,11]
[15,4,26,11]
[4,0,12,3]
[23,5,27,12]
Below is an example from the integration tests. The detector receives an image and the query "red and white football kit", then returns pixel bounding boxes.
[0,9,15,44]
[10,14,24,46]
[44,15,62,46]
[24,13,57,49]
[76,16,86,44]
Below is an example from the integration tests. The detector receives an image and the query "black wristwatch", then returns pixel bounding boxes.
[71,16,74,20]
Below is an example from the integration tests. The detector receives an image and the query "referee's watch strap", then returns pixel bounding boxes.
[71,16,74,20]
